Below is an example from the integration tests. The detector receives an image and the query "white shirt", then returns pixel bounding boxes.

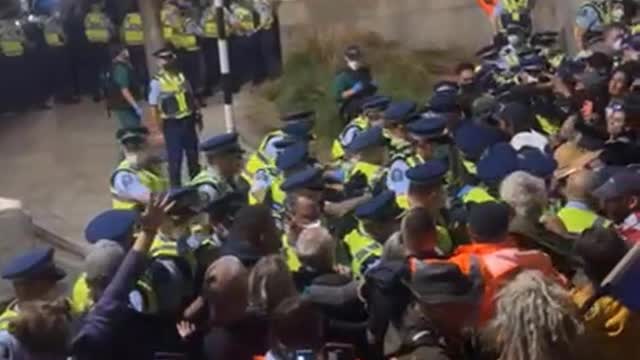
[112,171,151,203]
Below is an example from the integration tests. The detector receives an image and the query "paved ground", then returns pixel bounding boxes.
[0,92,266,252]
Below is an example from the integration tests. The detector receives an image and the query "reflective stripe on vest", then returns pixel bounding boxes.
[110,160,168,209]
[150,236,197,275]
[202,9,230,38]
[122,13,144,46]
[457,185,495,204]
[282,234,301,272]
[189,169,223,190]
[245,131,283,177]
[44,19,65,47]
[502,0,528,15]
[161,5,180,46]
[155,70,193,119]
[0,25,24,57]
[536,114,560,136]
[130,277,159,314]
[557,206,608,234]
[332,117,369,160]
[71,273,93,314]
[233,6,254,34]
[84,11,110,43]
[347,161,385,190]
[343,226,383,278]
[0,302,19,331]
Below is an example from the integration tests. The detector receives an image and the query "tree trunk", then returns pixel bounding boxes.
[139,0,164,76]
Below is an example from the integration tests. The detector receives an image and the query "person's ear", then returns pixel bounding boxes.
[628,195,639,210]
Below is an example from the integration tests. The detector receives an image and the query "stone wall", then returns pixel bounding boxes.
[278,0,583,56]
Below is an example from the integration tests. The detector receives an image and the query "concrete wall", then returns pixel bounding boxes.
[278,0,582,56]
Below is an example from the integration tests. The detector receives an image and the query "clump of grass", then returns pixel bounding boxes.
[260,29,466,159]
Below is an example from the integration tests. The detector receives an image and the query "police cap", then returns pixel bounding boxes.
[362,95,392,112]
[406,159,449,186]
[383,101,417,124]
[276,142,309,171]
[200,133,243,155]
[355,190,402,221]
[517,148,557,179]
[1,247,66,281]
[116,126,149,145]
[273,136,305,150]
[406,114,447,140]
[281,110,315,123]
[281,120,314,140]
[85,209,140,245]
[280,167,324,192]
[166,187,201,217]
[428,91,460,113]
[477,142,519,185]
[153,47,176,59]
[346,126,386,153]
[453,121,505,160]
[432,81,459,94]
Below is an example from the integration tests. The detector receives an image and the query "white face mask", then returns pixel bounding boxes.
[612,8,624,21]
[347,60,360,71]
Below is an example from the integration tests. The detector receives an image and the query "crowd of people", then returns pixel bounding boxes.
[0,0,281,114]
[5,0,640,359]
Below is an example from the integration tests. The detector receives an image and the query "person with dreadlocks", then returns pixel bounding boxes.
[484,270,585,360]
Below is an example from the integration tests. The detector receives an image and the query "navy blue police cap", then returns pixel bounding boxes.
[432,81,459,94]
[276,142,309,171]
[280,167,324,192]
[166,187,201,217]
[453,121,505,160]
[406,114,448,139]
[406,159,449,186]
[355,190,402,221]
[281,110,315,123]
[200,132,243,155]
[282,120,314,140]
[477,142,519,185]
[116,126,149,145]
[85,209,139,245]
[517,148,557,178]
[362,95,392,112]
[347,126,386,153]
[273,136,306,150]
[428,91,460,113]
[383,101,418,123]
[153,47,176,59]
[1,247,66,281]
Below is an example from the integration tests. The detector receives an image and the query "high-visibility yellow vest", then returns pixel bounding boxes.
[110,160,168,210]
[190,169,224,192]
[245,130,284,178]
[84,10,111,43]
[580,1,610,27]
[71,273,93,315]
[154,69,194,119]
[384,131,413,159]
[458,185,496,204]
[502,0,529,20]
[201,8,231,38]
[161,3,181,47]
[346,161,386,191]
[557,206,610,234]
[121,12,144,46]
[44,18,65,47]
[268,175,286,228]
[331,116,369,161]
[343,225,383,278]
[436,225,454,256]
[0,301,19,331]
[536,114,560,136]
[177,20,199,51]
[281,234,301,272]
[0,23,25,57]
[129,276,159,314]
[231,5,255,34]
[392,152,424,209]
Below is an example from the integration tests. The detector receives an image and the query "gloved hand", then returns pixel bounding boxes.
[133,104,143,118]
[350,82,364,94]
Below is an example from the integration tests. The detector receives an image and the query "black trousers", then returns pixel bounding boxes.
[258,26,281,79]
[84,43,110,97]
[48,45,75,100]
[202,38,220,94]
[163,115,201,188]
[127,45,149,95]
[178,49,204,95]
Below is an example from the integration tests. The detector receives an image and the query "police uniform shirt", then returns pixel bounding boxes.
[112,171,151,203]
[249,167,276,201]
[0,331,18,360]
[253,0,274,29]
[340,125,363,148]
[148,75,194,107]
[493,0,536,16]
[576,3,605,32]
[195,167,234,204]
[386,157,411,196]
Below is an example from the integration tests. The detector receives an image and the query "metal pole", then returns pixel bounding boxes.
[215,0,234,132]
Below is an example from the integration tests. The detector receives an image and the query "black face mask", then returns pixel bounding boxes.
[460,82,476,93]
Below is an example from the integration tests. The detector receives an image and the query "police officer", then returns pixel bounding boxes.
[200,0,229,96]
[452,120,506,189]
[121,2,148,94]
[228,0,257,90]
[333,45,378,120]
[161,0,182,49]
[190,132,248,206]
[72,209,140,314]
[390,114,448,208]
[148,47,202,188]
[253,0,280,79]
[342,126,389,197]
[575,0,626,52]
[0,16,27,112]
[343,190,402,279]
[130,187,199,314]
[381,100,417,159]
[0,247,67,330]
[83,0,114,101]
[107,44,144,130]
[111,127,169,210]
[405,160,455,255]
[492,0,535,34]
[177,0,206,105]
[43,10,77,104]
[331,95,390,162]
[244,110,314,182]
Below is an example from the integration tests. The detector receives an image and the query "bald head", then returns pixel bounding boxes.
[203,256,249,325]
[565,170,598,201]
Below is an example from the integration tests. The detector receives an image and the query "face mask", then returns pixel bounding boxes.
[612,8,624,21]
[507,35,521,46]
[347,60,360,71]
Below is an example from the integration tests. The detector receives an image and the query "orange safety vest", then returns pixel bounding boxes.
[447,240,565,324]
[476,0,498,17]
